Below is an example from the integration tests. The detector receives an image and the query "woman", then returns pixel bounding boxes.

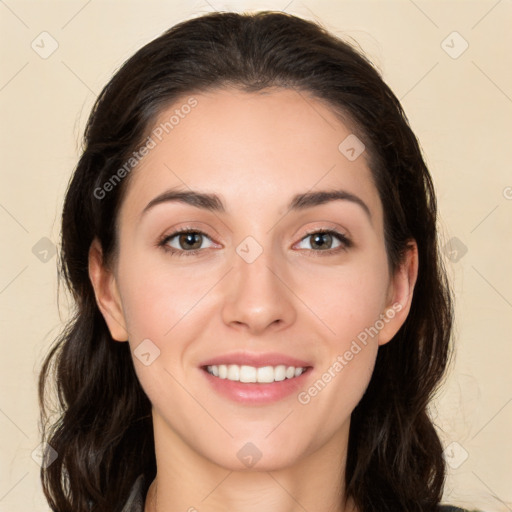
[38,10,475,512]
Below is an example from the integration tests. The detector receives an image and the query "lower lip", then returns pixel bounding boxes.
[201,367,312,404]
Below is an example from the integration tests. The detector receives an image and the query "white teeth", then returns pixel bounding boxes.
[256,366,274,383]
[206,364,305,383]
[227,365,239,381]
[240,365,257,383]
[274,365,286,381]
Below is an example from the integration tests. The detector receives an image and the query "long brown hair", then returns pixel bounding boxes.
[38,11,454,511]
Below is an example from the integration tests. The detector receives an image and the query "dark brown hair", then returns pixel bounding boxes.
[39,10,454,512]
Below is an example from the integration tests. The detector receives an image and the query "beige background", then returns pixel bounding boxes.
[1,1,511,510]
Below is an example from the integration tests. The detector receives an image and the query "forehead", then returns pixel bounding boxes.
[120,87,382,226]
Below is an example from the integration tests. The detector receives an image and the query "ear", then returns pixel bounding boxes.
[377,240,419,346]
[88,238,129,342]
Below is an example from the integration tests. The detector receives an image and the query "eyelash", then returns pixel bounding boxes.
[157,227,352,258]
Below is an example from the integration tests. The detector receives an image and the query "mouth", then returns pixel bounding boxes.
[199,352,313,404]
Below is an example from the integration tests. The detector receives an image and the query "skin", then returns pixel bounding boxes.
[89,87,418,512]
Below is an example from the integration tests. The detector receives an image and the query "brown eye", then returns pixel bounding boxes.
[309,232,335,250]
[177,232,203,250]
[296,230,351,252]
[159,229,215,256]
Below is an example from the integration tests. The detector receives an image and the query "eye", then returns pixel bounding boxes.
[158,229,216,256]
[157,227,352,257]
[295,229,352,254]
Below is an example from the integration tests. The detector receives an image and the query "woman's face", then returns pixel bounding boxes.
[90,87,417,471]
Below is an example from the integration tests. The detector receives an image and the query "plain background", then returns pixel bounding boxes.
[1,1,511,511]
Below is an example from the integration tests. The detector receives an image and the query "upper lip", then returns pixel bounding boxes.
[199,351,313,368]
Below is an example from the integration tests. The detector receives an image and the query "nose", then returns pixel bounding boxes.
[220,243,296,335]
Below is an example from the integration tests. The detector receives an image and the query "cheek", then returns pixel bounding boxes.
[294,250,388,405]
[117,249,215,342]
[296,289,382,437]
[297,254,390,345]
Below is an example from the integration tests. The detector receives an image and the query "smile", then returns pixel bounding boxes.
[206,364,306,383]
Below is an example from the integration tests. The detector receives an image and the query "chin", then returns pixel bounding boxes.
[213,452,303,473]
[201,435,311,473]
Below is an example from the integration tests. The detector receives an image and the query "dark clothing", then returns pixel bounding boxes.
[121,474,145,512]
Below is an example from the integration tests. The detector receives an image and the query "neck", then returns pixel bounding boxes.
[144,413,357,512]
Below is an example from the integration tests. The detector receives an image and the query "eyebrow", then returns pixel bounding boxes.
[142,187,372,221]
